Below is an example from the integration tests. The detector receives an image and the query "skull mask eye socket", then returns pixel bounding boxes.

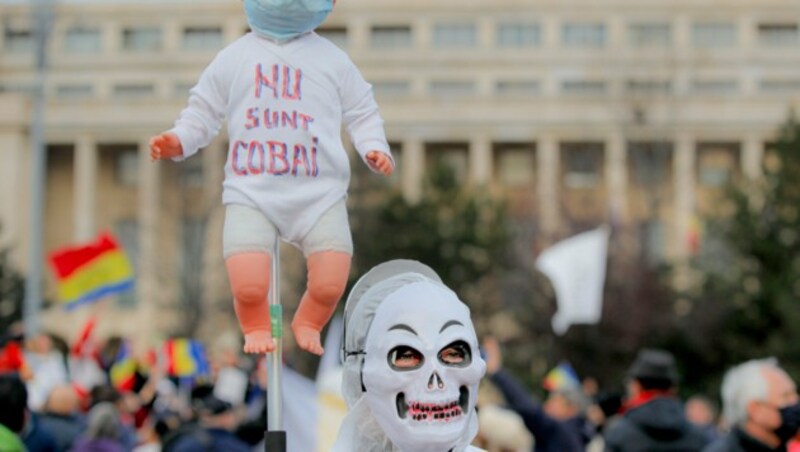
[438,340,471,367]
[388,345,424,371]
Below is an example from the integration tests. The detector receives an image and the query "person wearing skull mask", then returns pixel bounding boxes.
[703,358,800,452]
[332,260,487,452]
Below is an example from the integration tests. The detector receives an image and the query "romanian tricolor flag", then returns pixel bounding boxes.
[164,339,210,378]
[109,342,137,392]
[542,361,581,391]
[48,232,134,308]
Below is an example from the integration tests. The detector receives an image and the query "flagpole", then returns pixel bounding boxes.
[24,0,55,338]
[265,241,285,452]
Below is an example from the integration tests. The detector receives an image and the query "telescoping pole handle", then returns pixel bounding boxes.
[265,241,285,452]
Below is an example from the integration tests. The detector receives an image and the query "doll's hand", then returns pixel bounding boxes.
[366,151,394,176]
[149,133,183,161]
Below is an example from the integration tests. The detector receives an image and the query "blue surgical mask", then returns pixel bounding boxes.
[244,0,334,43]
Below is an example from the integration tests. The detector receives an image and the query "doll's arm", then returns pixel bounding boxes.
[163,54,229,161]
[340,64,394,175]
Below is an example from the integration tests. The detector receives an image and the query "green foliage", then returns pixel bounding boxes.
[685,114,800,386]
[351,160,512,307]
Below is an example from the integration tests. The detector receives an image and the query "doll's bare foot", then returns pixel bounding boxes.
[243,330,276,354]
[292,325,324,356]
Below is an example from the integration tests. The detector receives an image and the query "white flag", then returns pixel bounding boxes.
[535,226,610,335]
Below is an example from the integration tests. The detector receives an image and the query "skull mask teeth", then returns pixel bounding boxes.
[396,386,470,422]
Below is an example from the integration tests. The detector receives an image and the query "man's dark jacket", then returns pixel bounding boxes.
[604,397,710,451]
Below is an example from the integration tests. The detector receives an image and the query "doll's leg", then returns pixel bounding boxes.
[226,253,275,354]
[223,204,278,354]
[291,251,351,355]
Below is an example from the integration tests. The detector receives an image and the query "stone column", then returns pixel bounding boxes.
[73,135,97,242]
[401,139,424,204]
[537,135,560,238]
[606,131,627,224]
[469,135,492,186]
[673,133,695,262]
[0,130,26,251]
[137,139,161,334]
[742,134,763,180]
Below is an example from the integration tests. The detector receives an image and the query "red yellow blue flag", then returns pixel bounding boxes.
[164,339,210,378]
[542,361,580,391]
[109,342,137,392]
[48,232,134,308]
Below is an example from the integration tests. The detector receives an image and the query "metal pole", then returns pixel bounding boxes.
[265,242,285,451]
[23,0,55,338]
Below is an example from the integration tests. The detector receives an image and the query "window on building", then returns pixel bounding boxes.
[433,23,477,48]
[181,156,204,188]
[495,143,535,187]
[317,26,348,49]
[55,84,93,99]
[122,26,162,52]
[113,84,155,98]
[562,142,603,189]
[174,81,195,98]
[698,143,739,187]
[431,81,475,98]
[562,22,606,48]
[497,22,541,48]
[372,80,411,97]
[692,22,737,48]
[370,26,412,48]
[0,83,34,94]
[387,141,402,184]
[426,143,469,184]
[760,79,800,94]
[626,79,672,95]
[561,80,607,95]
[182,27,223,51]
[690,79,738,95]
[629,141,672,187]
[758,24,800,47]
[114,147,139,186]
[639,219,665,265]
[65,26,103,53]
[115,219,139,308]
[496,80,540,97]
[4,27,33,53]
[180,217,207,308]
[628,22,672,48]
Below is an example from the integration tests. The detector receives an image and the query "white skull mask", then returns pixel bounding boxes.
[361,281,486,452]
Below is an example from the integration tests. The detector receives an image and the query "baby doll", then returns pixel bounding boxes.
[150,0,393,356]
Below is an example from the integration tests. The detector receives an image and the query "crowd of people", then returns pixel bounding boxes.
[1,287,798,452]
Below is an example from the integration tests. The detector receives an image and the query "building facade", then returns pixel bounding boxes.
[1,0,799,339]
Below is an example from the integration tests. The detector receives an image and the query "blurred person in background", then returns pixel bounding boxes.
[25,333,69,411]
[603,348,709,452]
[88,385,138,451]
[0,372,59,452]
[71,402,126,452]
[686,395,722,444]
[475,404,534,452]
[482,337,591,452]
[0,374,28,452]
[703,358,799,452]
[168,395,250,452]
[38,384,86,451]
